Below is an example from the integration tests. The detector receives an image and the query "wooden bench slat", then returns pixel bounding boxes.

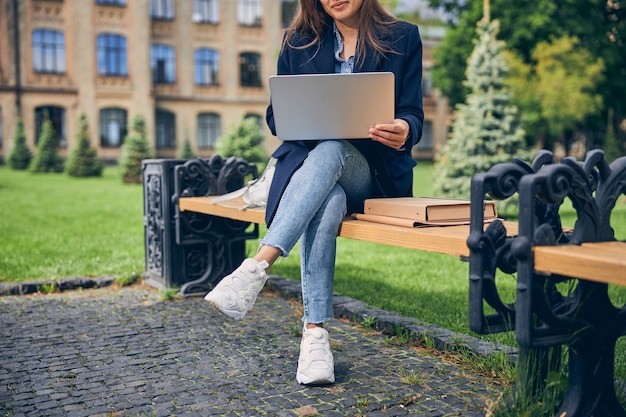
[534,242,626,286]
[179,196,518,258]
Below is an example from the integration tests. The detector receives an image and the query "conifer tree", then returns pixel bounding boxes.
[215,117,266,164]
[29,116,64,173]
[66,113,103,177]
[433,18,530,209]
[177,130,196,159]
[8,119,33,170]
[119,114,153,184]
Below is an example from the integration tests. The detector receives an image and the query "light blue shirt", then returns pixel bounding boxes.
[333,23,355,74]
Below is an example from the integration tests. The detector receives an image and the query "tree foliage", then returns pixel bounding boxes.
[7,119,33,170]
[65,113,104,177]
[428,0,625,150]
[215,117,267,163]
[119,115,153,184]
[29,117,64,173]
[433,19,530,214]
[505,36,604,157]
[177,131,196,159]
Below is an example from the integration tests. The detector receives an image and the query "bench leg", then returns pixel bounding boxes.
[556,332,626,417]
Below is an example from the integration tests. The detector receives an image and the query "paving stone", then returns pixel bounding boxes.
[0,280,506,416]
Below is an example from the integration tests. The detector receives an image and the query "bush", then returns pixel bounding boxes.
[119,115,153,184]
[65,113,103,177]
[177,133,196,159]
[215,117,267,163]
[29,117,64,173]
[7,119,33,170]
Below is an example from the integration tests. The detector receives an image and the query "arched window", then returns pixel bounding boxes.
[197,113,221,149]
[151,44,176,84]
[194,48,220,86]
[32,29,66,74]
[155,109,176,149]
[97,33,127,76]
[239,52,262,87]
[100,108,127,148]
[34,106,66,148]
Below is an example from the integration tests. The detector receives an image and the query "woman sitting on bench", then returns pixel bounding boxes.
[205,0,424,385]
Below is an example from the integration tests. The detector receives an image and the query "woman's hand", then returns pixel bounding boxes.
[368,118,410,150]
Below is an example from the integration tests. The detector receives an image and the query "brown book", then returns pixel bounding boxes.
[362,197,497,225]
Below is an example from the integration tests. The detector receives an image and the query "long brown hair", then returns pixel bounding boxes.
[283,0,400,65]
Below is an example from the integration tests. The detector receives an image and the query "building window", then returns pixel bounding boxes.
[151,0,174,20]
[35,106,66,148]
[193,0,219,23]
[96,0,126,5]
[281,0,298,28]
[155,109,176,149]
[194,48,220,86]
[416,120,433,151]
[238,0,263,26]
[422,67,433,97]
[32,29,66,74]
[97,33,127,76]
[151,44,176,84]
[99,108,127,148]
[239,52,262,87]
[197,113,220,149]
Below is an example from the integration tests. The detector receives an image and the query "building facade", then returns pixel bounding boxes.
[0,0,449,163]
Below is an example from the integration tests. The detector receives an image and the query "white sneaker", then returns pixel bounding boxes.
[296,326,335,385]
[204,258,269,320]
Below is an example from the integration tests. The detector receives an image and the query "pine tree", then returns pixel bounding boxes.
[215,117,266,163]
[119,115,153,184]
[603,109,621,163]
[177,131,196,159]
[29,116,64,173]
[65,113,103,177]
[433,18,530,213]
[7,119,33,170]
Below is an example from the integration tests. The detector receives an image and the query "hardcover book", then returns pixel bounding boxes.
[355,197,497,227]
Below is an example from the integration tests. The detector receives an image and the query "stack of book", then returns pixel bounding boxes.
[353,197,498,228]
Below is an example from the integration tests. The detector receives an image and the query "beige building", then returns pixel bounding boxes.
[0,0,449,163]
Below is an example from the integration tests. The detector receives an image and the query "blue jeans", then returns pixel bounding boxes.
[260,140,372,324]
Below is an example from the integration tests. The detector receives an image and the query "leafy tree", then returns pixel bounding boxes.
[505,36,604,158]
[119,115,153,184]
[215,117,266,163]
[29,117,64,173]
[7,119,33,170]
[65,113,103,177]
[177,130,196,159]
[604,109,621,163]
[433,19,529,215]
[428,0,626,149]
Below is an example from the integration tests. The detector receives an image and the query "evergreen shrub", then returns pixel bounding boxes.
[119,115,153,184]
[7,119,33,170]
[66,113,103,177]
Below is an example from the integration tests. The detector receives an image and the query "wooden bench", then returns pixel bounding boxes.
[179,195,517,258]
[469,150,626,416]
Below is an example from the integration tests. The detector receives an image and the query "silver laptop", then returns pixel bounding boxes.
[268,72,395,141]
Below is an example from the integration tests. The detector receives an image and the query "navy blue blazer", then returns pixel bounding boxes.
[265,20,424,226]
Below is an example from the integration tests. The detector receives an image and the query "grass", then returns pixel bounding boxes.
[0,166,144,280]
[2,162,626,391]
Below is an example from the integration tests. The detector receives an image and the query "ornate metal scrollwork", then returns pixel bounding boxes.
[514,150,626,416]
